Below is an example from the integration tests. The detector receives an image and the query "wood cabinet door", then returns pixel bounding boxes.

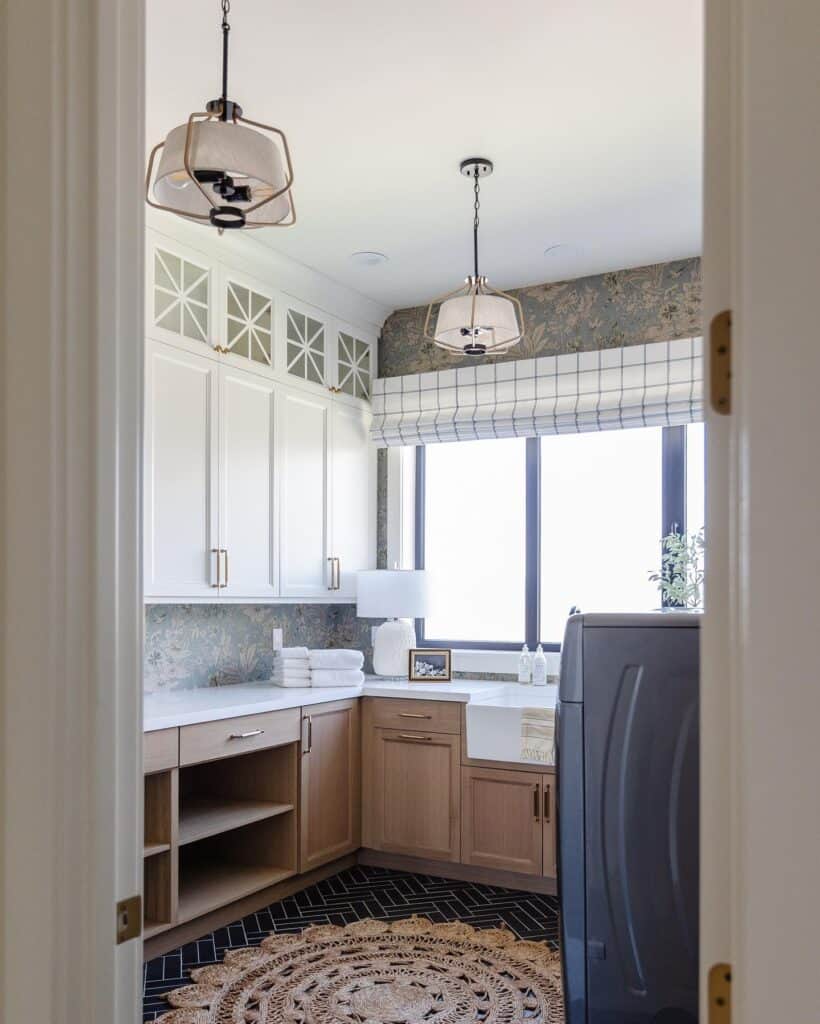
[329,402,376,598]
[366,728,460,863]
[278,387,331,598]
[218,365,278,599]
[144,340,219,598]
[300,699,361,872]
[541,773,557,879]
[461,767,543,876]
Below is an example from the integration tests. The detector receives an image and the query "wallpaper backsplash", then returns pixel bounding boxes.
[379,258,701,377]
[144,604,375,692]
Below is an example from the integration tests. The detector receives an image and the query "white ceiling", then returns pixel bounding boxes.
[146,0,703,311]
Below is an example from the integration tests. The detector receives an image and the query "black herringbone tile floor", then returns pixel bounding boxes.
[143,864,560,1021]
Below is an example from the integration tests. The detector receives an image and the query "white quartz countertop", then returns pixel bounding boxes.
[144,677,558,731]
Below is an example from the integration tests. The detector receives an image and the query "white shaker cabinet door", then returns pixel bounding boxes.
[278,387,331,598]
[144,340,219,597]
[219,366,278,599]
[330,403,376,599]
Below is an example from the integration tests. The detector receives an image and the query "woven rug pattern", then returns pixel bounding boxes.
[155,916,564,1023]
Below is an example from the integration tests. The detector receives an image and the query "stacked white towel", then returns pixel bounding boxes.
[271,646,311,688]
[308,649,365,687]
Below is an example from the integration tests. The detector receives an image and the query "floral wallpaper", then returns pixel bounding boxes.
[378,258,701,377]
[144,604,376,692]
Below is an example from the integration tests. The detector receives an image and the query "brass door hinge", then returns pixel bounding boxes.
[708,962,732,1023]
[116,894,142,944]
[710,309,732,414]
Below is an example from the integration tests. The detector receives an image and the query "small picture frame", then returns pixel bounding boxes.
[408,648,452,682]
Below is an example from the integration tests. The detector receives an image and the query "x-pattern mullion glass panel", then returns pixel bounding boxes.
[337,331,371,400]
[225,279,273,365]
[286,307,326,384]
[153,248,209,343]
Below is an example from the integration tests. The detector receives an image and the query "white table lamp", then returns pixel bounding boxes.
[357,570,428,677]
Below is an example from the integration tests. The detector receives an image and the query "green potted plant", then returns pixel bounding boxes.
[649,527,705,610]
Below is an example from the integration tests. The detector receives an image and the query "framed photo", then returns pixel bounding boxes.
[408,648,452,682]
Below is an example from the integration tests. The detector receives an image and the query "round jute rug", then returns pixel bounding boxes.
[155,916,564,1023]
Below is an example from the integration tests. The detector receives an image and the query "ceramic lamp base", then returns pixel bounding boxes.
[372,618,417,677]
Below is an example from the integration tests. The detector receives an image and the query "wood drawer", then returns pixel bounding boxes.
[144,728,179,774]
[179,709,300,766]
[364,696,461,735]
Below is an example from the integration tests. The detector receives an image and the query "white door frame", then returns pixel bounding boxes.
[702,1,820,1020]
[1,1,144,1021]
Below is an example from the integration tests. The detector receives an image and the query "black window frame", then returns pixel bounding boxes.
[414,425,688,651]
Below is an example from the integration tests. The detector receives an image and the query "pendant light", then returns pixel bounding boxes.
[146,0,295,230]
[424,158,525,357]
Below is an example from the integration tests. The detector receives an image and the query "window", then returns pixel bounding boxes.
[416,423,704,649]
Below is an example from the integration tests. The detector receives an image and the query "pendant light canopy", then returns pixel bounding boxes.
[146,0,295,231]
[424,158,525,357]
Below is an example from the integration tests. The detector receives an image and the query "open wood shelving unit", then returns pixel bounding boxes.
[143,742,298,939]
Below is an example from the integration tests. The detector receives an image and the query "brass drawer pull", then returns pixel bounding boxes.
[544,784,551,823]
[211,548,221,587]
[398,712,432,720]
[398,733,433,742]
[533,784,541,822]
[228,729,264,740]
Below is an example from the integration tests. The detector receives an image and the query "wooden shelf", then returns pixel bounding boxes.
[178,861,294,924]
[144,841,171,858]
[143,919,172,940]
[179,798,294,847]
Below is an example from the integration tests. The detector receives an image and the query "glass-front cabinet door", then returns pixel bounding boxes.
[223,271,274,368]
[282,297,328,387]
[336,329,373,401]
[149,239,212,350]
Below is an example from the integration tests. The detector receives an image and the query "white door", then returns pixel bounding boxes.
[219,366,278,599]
[144,341,219,597]
[330,402,376,598]
[278,387,331,598]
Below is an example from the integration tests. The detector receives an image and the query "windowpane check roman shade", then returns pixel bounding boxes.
[370,337,703,447]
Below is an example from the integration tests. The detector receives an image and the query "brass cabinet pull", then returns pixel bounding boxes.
[211,548,221,587]
[327,557,335,590]
[533,784,541,822]
[398,733,433,742]
[327,556,341,590]
[398,712,433,720]
[221,548,229,587]
[303,715,313,754]
[544,784,551,823]
[228,729,264,740]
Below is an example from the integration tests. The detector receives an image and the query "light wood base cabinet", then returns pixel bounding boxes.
[300,699,361,872]
[461,766,556,879]
[363,726,460,863]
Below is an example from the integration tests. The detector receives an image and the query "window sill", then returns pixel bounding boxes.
[452,647,561,678]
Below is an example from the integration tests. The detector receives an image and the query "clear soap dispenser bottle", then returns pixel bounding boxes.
[518,644,532,684]
[532,644,548,686]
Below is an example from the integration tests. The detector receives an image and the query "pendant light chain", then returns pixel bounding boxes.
[472,168,481,280]
[220,0,231,118]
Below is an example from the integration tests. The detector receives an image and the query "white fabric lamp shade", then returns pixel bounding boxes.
[356,570,428,619]
[435,293,520,348]
[154,120,292,225]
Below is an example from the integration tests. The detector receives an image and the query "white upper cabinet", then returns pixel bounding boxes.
[145,341,219,597]
[144,228,379,603]
[219,367,278,599]
[278,390,330,598]
[281,297,328,388]
[330,402,377,598]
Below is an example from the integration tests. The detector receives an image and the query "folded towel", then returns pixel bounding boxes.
[520,707,555,764]
[310,668,365,687]
[270,677,311,688]
[275,646,309,659]
[308,649,364,671]
[273,656,310,669]
[272,669,311,681]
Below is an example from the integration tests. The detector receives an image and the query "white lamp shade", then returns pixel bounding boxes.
[434,293,520,347]
[154,120,292,225]
[357,570,428,619]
